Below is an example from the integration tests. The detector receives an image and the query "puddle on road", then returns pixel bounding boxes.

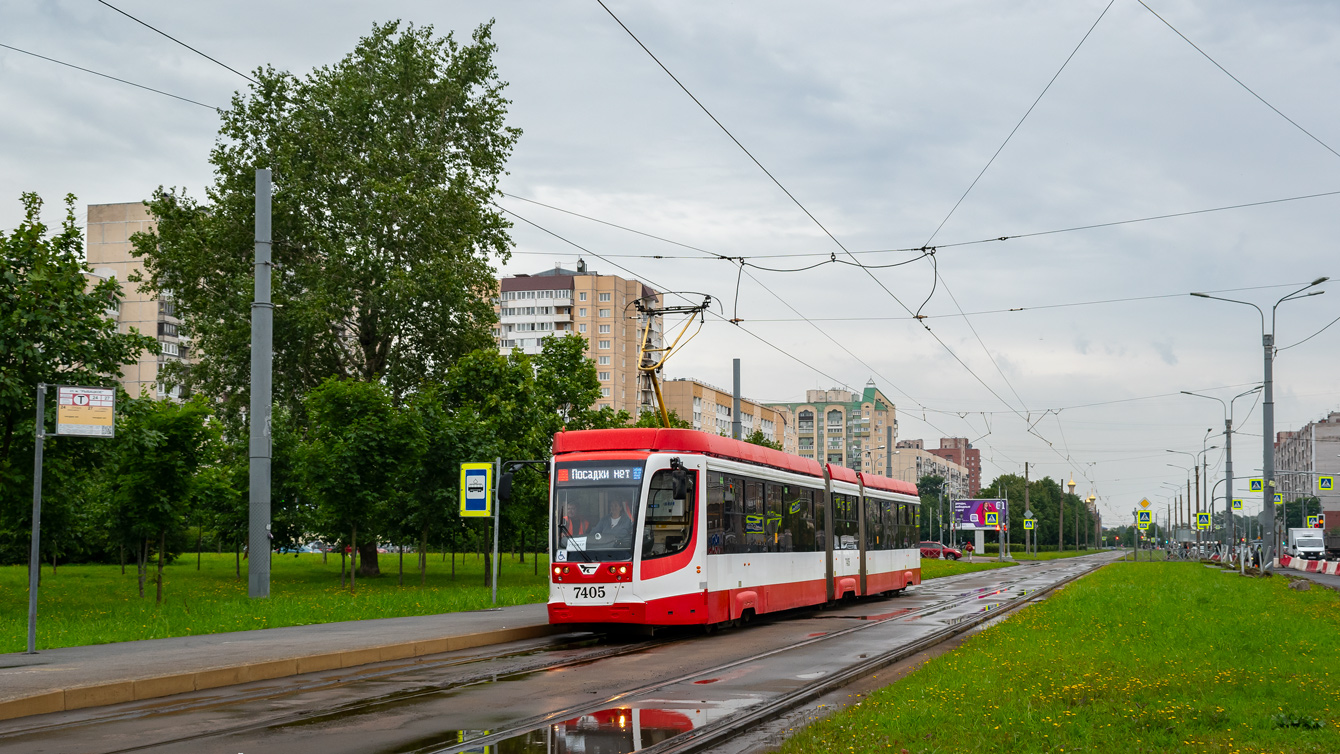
[422,702,748,754]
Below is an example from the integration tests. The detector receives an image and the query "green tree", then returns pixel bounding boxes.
[743,429,782,450]
[132,20,521,421]
[301,378,413,590]
[917,474,946,540]
[110,396,220,602]
[0,193,157,564]
[632,408,691,429]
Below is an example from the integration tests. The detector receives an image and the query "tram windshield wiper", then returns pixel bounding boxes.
[558,521,593,562]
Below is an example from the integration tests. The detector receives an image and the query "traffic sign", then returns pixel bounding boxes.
[1196,512,1210,529]
[985,511,999,527]
[1231,498,1242,511]
[1023,518,1035,530]
[54,385,115,437]
[1137,510,1151,530]
[1024,509,1034,518]
[1249,478,1264,492]
[459,463,493,517]
[1307,515,1320,528]
[1319,476,1334,492]
[1274,493,1283,504]
[1139,498,1151,509]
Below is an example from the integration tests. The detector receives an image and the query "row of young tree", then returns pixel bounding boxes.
[916,473,1103,550]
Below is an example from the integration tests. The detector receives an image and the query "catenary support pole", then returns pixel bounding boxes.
[1225,417,1234,544]
[27,384,45,654]
[1263,331,1276,564]
[249,168,273,599]
[731,358,742,440]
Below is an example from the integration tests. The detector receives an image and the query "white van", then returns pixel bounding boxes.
[1288,527,1326,561]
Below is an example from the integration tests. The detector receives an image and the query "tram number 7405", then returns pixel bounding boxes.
[571,585,607,601]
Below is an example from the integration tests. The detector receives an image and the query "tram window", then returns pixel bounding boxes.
[834,494,859,550]
[786,488,815,552]
[880,501,894,551]
[745,479,766,552]
[642,469,696,560]
[865,497,881,551]
[815,493,826,551]
[766,483,787,552]
[711,475,745,554]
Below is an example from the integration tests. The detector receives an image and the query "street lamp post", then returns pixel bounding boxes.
[1192,277,1327,565]
[1182,386,1262,546]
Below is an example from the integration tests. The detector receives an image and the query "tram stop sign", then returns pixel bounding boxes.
[459,463,493,517]
[55,386,115,437]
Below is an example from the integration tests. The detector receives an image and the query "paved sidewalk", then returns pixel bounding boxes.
[0,603,557,721]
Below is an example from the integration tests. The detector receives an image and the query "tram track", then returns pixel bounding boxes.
[423,554,1113,754]
[0,631,664,749]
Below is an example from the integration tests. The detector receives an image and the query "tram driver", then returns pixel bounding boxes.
[589,494,635,548]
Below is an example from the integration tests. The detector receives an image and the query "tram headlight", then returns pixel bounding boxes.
[608,565,617,574]
[553,566,562,576]
[618,566,628,574]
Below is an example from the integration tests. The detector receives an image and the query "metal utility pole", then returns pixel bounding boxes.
[1023,462,1031,556]
[1192,277,1327,566]
[731,358,742,440]
[27,384,45,654]
[249,168,273,599]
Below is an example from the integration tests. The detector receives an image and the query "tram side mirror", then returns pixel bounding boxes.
[498,472,514,503]
[671,468,688,500]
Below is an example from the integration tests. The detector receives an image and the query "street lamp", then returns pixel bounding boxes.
[1192,276,1328,564]
[1181,386,1260,545]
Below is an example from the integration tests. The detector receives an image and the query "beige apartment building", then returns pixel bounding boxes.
[892,440,971,499]
[84,202,185,398]
[497,260,662,416]
[659,378,790,450]
[767,381,898,474]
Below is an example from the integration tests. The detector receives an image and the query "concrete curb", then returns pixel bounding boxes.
[0,623,561,722]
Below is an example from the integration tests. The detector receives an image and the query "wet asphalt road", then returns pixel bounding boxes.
[1,554,1118,754]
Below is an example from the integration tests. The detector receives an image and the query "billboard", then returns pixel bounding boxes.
[954,498,1007,531]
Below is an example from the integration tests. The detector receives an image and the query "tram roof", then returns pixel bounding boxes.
[552,428,917,496]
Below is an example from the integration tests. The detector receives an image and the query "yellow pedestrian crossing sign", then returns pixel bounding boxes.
[1274,493,1283,504]
[1137,510,1151,529]
[1231,499,1242,511]
[1320,476,1334,492]
[1249,479,1264,492]
[1196,512,1210,529]
[1308,515,1320,528]
[985,511,999,527]
[1024,518,1035,530]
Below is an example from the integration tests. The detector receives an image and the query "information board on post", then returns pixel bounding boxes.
[459,463,493,517]
[55,385,115,437]
[953,499,1007,531]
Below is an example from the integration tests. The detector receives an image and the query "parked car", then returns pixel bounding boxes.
[919,541,962,560]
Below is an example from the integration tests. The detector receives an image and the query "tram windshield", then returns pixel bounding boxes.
[553,460,645,562]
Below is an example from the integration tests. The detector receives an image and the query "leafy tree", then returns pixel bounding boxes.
[110,395,220,602]
[0,193,157,564]
[131,20,521,421]
[301,378,413,589]
[917,474,946,540]
[631,408,692,429]
[743,429,781,450]
[532,334,603,432]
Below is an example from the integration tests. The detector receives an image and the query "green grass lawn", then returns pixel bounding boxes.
[920,558,1014,579]
[781,562,1340,753]
[2,551,548,652]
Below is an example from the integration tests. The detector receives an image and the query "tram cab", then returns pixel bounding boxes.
[548,428,920,627]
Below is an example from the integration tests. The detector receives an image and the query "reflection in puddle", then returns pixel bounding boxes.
[452,706,705,753]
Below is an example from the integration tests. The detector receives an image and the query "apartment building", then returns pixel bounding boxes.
[497,260,662,415]
[659,378,789,450]
[927,437,982,496]
[1275,411,1340,530]
[767,380,897,474]
[893,440,970,500]
[85,202,185,398]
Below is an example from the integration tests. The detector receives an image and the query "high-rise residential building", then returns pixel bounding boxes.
[928,437,982,496]
[1274,411,1340,532]
[767,380,897,474]
[659,378,790,450]
[893,440,970,500]
[496,260,662,415]
[84,202,186,398]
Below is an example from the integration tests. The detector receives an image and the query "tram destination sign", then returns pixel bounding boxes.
[55,385,115,437]
[954,499,1007,531]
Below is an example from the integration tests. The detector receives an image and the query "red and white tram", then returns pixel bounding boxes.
[548,428,921,627]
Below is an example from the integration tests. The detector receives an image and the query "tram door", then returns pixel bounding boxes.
[822,469,835,602]
[857,486,867,596]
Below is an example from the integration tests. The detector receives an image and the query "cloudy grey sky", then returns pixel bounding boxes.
[4,0,1339,523]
